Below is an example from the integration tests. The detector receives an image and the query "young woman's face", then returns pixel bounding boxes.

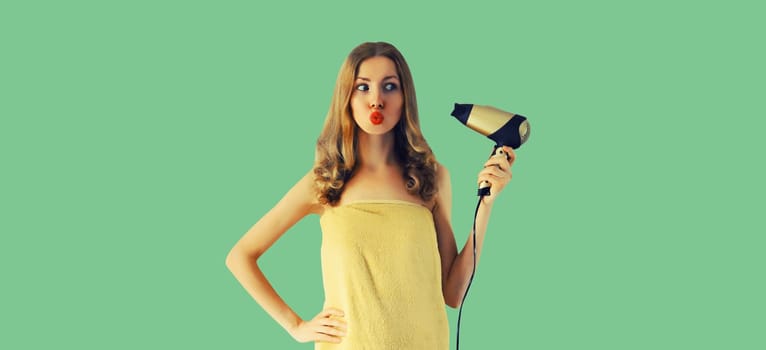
[350,56,403,135]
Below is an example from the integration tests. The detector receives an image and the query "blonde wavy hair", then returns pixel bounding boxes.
[313,42,438,205]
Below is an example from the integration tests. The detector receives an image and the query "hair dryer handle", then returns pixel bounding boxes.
[478,145,510,196]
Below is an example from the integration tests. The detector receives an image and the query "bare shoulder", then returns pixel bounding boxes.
[265,167,322,222]
[287,168,322,216]
[435,161,451,185]
[431,161,452,212]
[227,168,320,258]
[431,162,456,251]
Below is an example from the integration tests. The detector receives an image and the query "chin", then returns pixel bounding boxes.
[355,117,400,136]
[360,124,396,135]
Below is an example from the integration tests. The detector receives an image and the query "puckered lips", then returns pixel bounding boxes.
[370,111,384,125]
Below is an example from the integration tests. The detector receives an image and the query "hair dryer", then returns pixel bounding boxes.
[450,103,530,350]
[451,103,531,196]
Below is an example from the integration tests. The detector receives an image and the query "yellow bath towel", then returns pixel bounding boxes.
[317,200,449,349]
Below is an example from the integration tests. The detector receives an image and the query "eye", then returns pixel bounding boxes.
[384,83,399,91]
[355,83,369,92]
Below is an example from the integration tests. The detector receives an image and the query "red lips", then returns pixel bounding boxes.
[370,111,384,125]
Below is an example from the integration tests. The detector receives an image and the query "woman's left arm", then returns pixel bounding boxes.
[433,146,515,308]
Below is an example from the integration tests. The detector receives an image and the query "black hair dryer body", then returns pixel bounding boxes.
[451,103,531,196]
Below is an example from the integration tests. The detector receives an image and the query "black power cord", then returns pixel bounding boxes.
[455,196,484,350]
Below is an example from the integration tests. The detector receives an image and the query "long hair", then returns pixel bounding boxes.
[313,42,437,205]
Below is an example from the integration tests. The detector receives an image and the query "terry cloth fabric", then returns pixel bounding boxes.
[316,200,449,350]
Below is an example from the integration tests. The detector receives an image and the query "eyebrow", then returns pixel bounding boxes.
[356,75,400,81]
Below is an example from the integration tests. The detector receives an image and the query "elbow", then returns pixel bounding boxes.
[225,246,260,271]
[445,296,462,309]
[225,248,238,271]
[443,290,462,309]
[225,246,246,271]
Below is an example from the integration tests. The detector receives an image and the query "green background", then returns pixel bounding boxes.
[2,0,763,348]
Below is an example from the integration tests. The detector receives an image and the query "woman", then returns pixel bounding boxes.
[225,41,515,349]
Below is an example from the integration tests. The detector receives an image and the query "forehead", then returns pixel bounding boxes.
[356,56,399,79]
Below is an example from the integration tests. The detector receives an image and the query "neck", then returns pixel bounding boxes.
[356,131,397,170]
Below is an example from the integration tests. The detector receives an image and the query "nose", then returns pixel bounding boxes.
[369,90,384,109]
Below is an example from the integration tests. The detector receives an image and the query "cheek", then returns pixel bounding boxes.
[391,96,404,115]
[350,97,365,118]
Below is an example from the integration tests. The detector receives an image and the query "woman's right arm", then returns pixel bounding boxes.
[225,170,346,344]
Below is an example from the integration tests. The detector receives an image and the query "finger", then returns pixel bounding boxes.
[484,155,511,170]
[502,146,516,165]
[318,308,345,318]
[320,318,347,330]
[323,307,345,315]
[478,172,512,187]
[477,174,496,187]
[316,325,346,337]
[314,333,342,344]
[479,166,510,179]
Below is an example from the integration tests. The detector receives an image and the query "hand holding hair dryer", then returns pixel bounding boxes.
[450,103,531,196]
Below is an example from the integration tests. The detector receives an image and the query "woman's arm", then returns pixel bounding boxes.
[433,147,515,308]
[225,170,345,343]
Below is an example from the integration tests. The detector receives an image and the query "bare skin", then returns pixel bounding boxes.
[225,56,514,345]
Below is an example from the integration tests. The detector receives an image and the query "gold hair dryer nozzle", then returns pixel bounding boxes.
[451,103,531,196]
